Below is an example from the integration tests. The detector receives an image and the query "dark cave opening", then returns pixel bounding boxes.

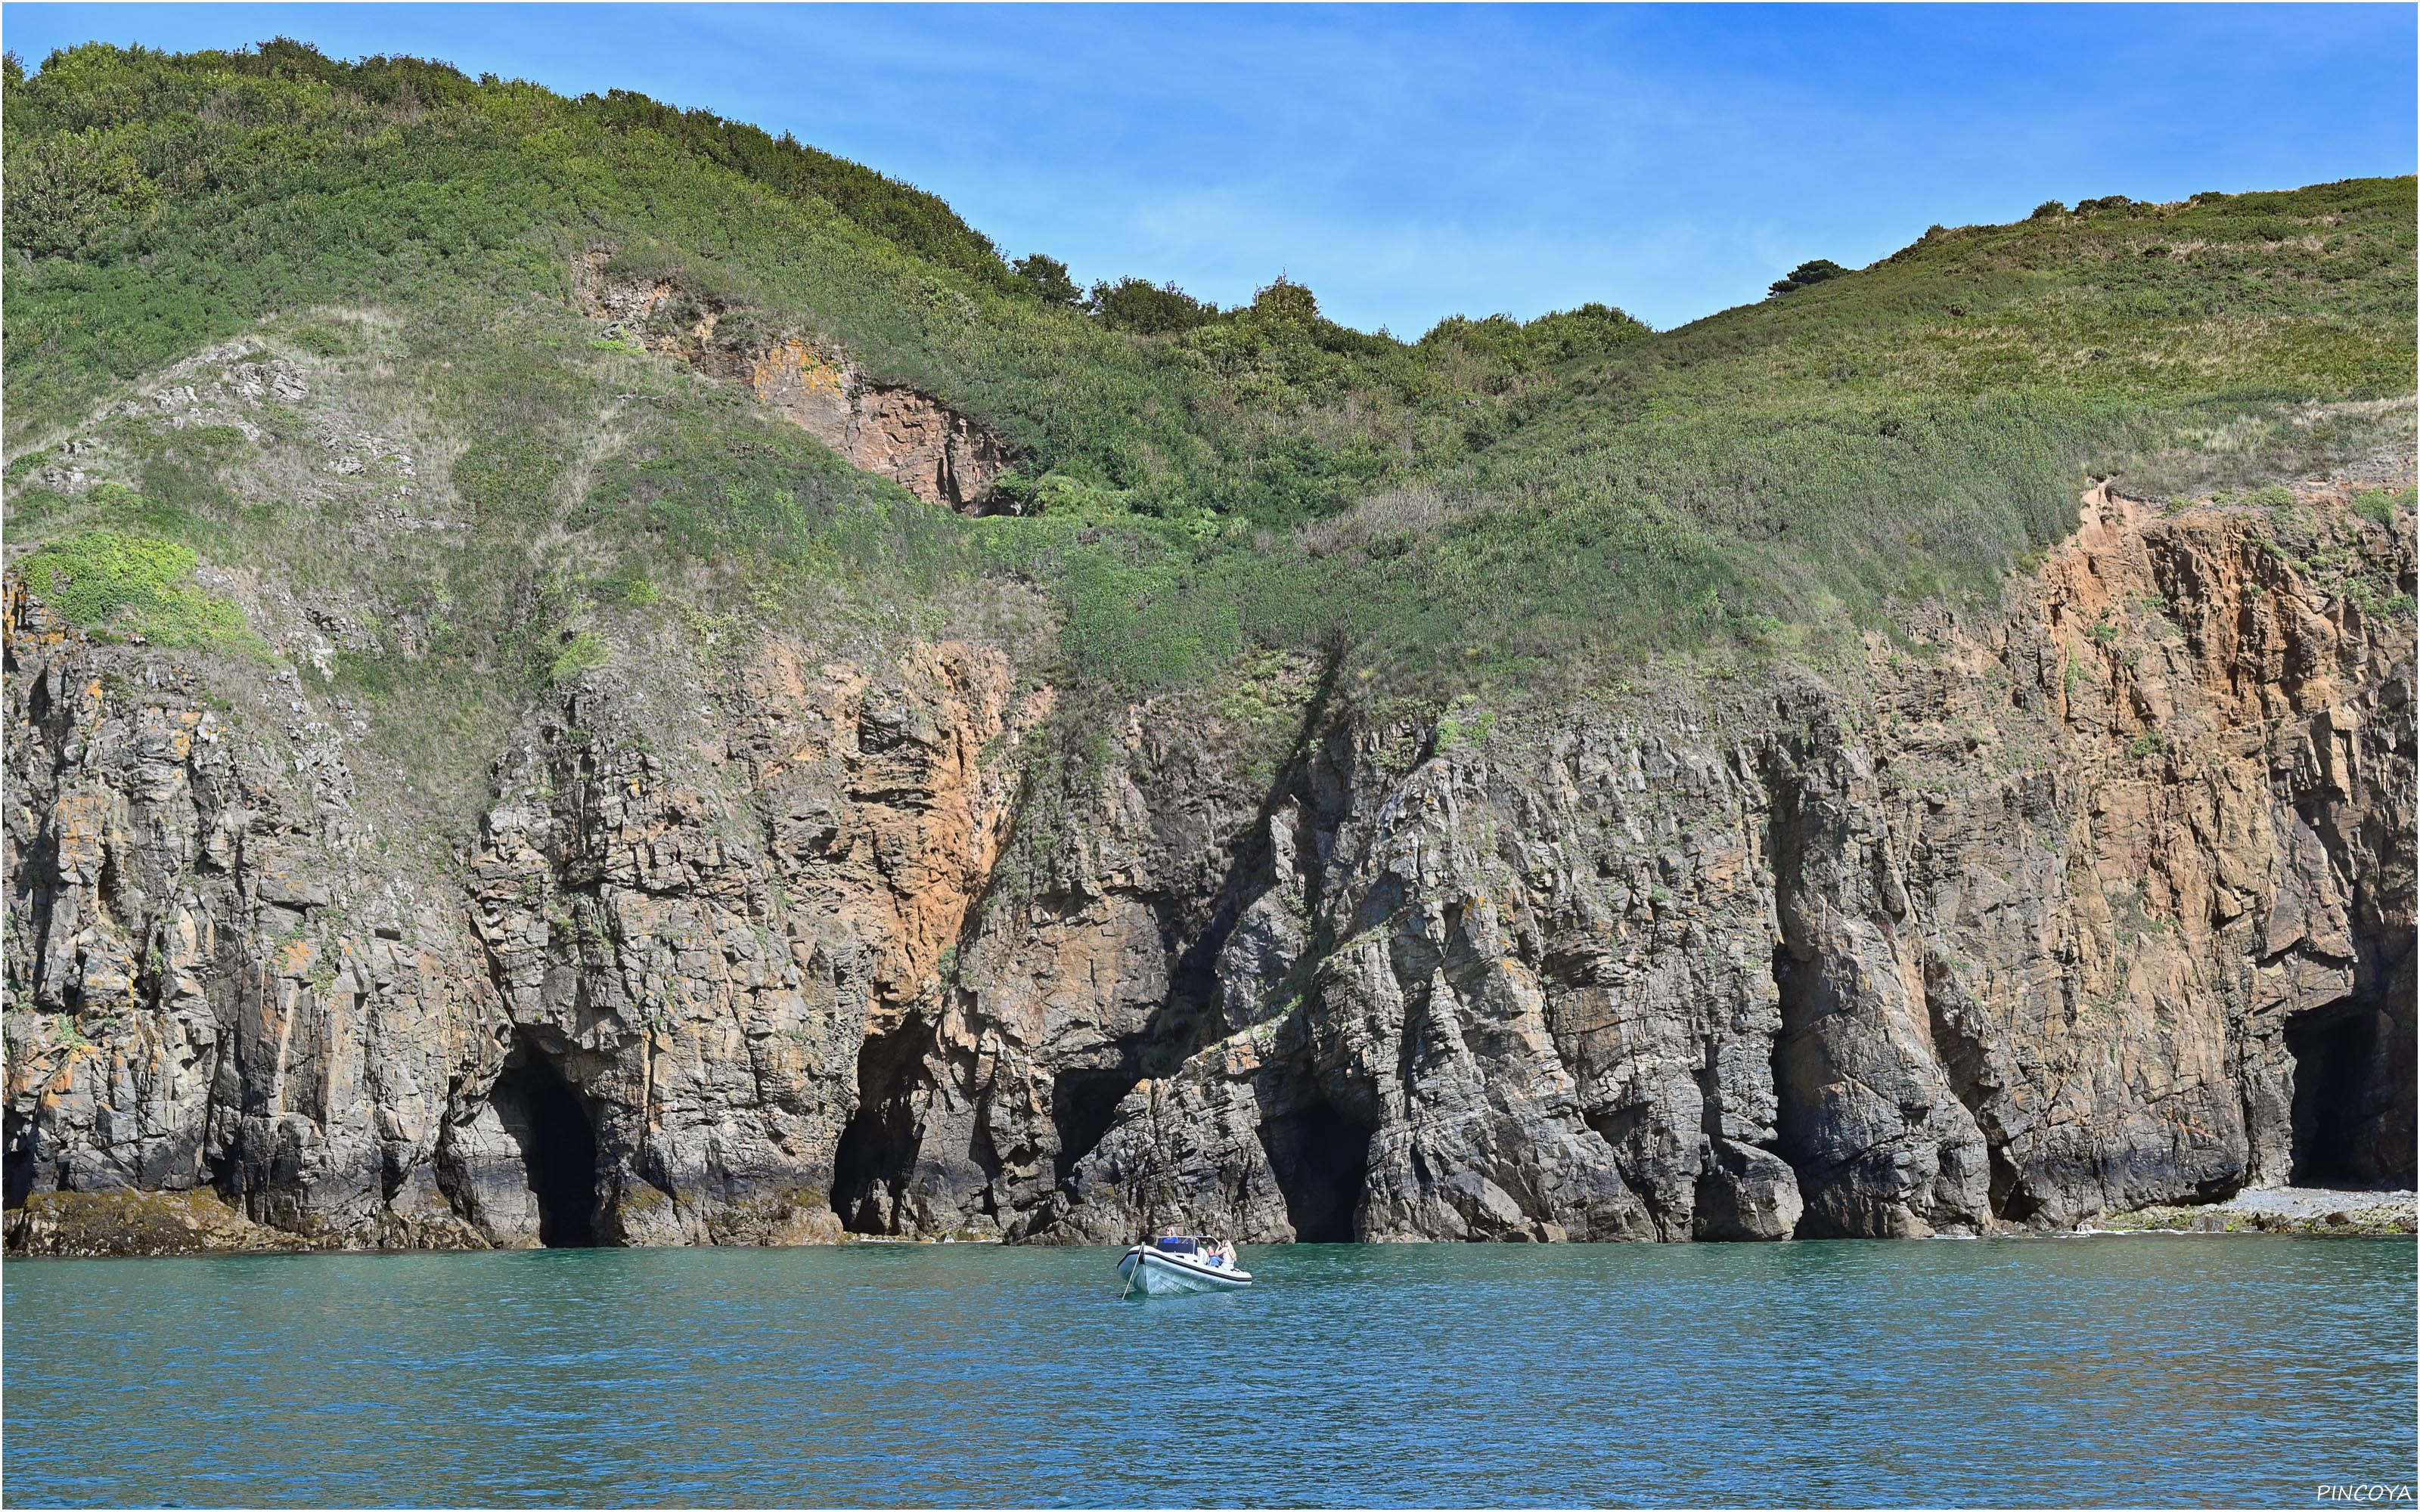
[1259,1097,1372,1243]
[1051,1069,1137,1181]
[832,1015,939,1235]
[2,1140,30,1210]
[490,1049,599,1247]
[2286,999,2397,1188]
[1986,1146,2042,1225]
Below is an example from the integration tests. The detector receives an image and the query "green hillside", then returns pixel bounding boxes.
[5,39,2412,718]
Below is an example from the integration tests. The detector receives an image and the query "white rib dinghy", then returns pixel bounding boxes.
[1116,1238,1252,1296]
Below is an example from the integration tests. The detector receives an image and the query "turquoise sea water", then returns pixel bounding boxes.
[4,1237,2413,1507]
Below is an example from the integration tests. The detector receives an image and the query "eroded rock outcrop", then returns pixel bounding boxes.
[7,479,2413,1255]
[574,253,1010,511]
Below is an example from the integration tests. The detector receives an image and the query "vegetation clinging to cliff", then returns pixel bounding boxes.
[3,40,2413,705]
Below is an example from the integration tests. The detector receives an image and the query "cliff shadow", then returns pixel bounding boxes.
[491,1045,600,1247]
[1259,1096,1372,1242]
[1148,653,1353,1067]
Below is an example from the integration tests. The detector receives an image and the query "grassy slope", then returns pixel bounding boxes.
[4,40,2412,728]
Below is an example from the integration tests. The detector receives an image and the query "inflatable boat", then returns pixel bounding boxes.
[1116,1235,1253,1295]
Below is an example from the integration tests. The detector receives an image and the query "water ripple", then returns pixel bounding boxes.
[5,1238,2413,1507]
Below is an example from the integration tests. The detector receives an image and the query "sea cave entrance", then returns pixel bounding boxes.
[1051,1069,1137,1182]
[2286,996,2408,1188]
[832,1015,939,1234]
[1259,1097,1372,1243]
[492,1049,600,1247]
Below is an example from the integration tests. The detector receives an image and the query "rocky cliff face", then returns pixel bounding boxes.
[7,476,2412,1255]
[5,595,1044,1253]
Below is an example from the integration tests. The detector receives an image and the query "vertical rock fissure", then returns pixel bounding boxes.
[1759,728,1831,1237]
[1922,952,2035,1223]
[1762,935,1818,1241]
[1164,655,1349,1059]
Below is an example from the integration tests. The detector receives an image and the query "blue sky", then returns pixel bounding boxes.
[7,4,2414,333]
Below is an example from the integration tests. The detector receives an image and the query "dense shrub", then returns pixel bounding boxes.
[1014,253,1083,308]
[1087,277,1222,334]
[1767,259,1850,297]
[2,124,161,258]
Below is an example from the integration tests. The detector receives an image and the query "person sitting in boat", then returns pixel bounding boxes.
[1150,1228,1236,1267]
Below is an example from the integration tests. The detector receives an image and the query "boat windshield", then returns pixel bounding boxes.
[1151,1236,1202,1253]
